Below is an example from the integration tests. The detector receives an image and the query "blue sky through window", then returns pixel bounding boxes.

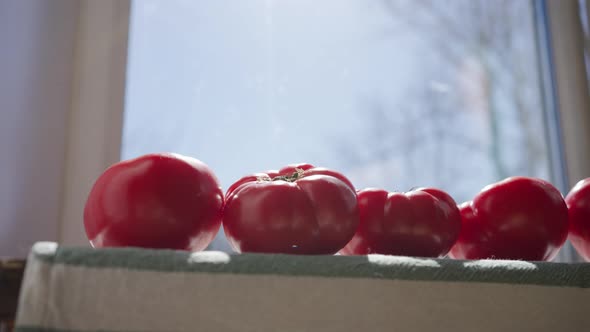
[122,0,552,250]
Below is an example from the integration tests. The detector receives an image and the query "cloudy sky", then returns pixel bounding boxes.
[122,0,549,201]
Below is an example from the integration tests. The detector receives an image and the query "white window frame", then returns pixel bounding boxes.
[545,0,590,187]
[58,0,131,245]
[57,0,590,256]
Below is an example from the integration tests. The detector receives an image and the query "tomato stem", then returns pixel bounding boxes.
[271,168,305,182]
[256,175,272,182]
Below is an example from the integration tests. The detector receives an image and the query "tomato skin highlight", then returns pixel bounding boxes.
[449,176,569,261]
[222,164,359,254]
[340,187,461,257]
[84,153,224,251]
[566,178,590,261]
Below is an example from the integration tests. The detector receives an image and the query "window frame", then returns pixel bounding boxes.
[58,0,131,245]
[59,0,590,256]
[544,0,590,189]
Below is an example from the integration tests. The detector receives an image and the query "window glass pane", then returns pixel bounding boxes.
[123,0,557,251]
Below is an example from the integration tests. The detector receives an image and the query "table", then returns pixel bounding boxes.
[11,242,590,332]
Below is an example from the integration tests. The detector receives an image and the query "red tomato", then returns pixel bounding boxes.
[449,177,568,261]
[222,163,359,254]
[84,153,223,251]
[565,178,590,261]
[339,187,461,257]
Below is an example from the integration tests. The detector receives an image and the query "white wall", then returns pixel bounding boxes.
[0,0,79,257]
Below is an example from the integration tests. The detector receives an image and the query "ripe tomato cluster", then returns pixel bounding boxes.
[84,153,590,261]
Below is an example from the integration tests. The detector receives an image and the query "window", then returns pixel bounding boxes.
[2,1,588,261]
[123,0,555,194]
[122,0,577,255]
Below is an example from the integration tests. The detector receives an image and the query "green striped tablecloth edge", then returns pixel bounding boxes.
[29,242,590,288]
